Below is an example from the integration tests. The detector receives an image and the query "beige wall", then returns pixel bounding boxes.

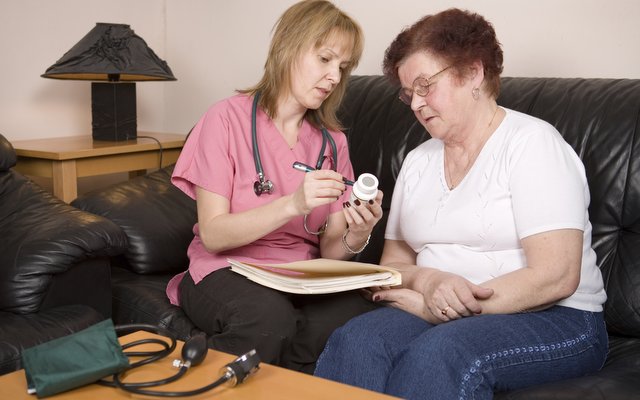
[1,0,639,142]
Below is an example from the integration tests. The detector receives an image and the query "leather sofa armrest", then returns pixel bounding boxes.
[72,165,197,275]
[0,133,16,171]
[0,172,128,314]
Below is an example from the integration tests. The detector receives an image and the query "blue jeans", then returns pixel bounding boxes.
[314,306,607,399]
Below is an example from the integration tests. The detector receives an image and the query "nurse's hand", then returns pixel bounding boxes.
[342,190,383,235]
[290,169,346,215]
[368,286,441,323]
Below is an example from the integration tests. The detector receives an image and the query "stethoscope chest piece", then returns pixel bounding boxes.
[253,174,274,196]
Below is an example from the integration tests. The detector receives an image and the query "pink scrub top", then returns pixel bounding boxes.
[166,94,354,305]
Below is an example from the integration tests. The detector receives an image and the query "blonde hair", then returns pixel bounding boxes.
[241,0,363,131]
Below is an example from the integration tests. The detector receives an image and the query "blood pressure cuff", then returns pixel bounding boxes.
[22,319,129,398]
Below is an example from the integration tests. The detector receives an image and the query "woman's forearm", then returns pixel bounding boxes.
[477,267,577,314]
[478,230,583,314]
[199,194,299,252]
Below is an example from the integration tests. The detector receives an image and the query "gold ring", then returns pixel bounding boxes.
[441,306,451,316]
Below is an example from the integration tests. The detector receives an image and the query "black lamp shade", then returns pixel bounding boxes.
[42,23,176,141]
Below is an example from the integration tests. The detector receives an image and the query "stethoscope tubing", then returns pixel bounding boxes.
[251,92,338,196]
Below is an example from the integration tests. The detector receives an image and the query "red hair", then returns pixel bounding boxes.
[383,8,503,98]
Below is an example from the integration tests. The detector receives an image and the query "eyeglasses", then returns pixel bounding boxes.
[398,65,451,105]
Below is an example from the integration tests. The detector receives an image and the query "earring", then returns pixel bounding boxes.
[472,87,480,100]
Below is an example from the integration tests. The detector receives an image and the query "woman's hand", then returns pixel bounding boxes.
[415,269,494,321]
[370,269,494,324]
[317,184,383,260]
[343,190,384,235]
[366,286,442,323]
[289,169,346,216]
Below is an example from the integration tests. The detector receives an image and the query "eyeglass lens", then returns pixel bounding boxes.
[399,79,431,105]
[398,66,450,105]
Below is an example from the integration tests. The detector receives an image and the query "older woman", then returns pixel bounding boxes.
[314,8,607,399]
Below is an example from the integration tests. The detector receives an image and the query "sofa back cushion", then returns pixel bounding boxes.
[72,166,197,275]
[340,76,640,338]
[338,76,429,264]
[498,77,640,338]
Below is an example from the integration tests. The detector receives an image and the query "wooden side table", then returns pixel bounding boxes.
[11,132,186,202]
[0,331,400,399]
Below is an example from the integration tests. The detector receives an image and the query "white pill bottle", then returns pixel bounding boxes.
[350,173,379,205]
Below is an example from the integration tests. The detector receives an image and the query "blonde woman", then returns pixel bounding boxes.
[167,0,382,374]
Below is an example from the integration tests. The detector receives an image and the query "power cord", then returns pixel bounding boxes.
[98,324,260,397]
[136,135,164,171]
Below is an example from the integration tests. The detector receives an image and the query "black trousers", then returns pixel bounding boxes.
[178,267,379,374]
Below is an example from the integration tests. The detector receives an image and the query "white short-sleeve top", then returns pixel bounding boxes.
[385,108,606,312]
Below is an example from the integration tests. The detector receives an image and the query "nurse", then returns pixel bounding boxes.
[166,0,383,374]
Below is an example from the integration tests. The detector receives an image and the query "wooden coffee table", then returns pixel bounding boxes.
[0,331,399,399]
[11,132,186,202]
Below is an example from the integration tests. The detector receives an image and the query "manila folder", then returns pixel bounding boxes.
[227,258,401,295]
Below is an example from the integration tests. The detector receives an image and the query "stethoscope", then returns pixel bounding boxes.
[252,92,338,196]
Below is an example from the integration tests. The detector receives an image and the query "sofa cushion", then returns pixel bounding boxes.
[495,337,640,400]
[72,166,197,275]
[110,267,199,340]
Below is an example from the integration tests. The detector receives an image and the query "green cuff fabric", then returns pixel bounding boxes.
[22,319,129,398]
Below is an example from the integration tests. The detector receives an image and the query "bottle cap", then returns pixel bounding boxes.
[352,173,378,202]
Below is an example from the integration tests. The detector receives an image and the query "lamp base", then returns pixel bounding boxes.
[91,82,137,141]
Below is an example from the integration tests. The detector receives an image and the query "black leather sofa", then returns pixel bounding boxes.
[0,134,128,375]
[72,76,640,399]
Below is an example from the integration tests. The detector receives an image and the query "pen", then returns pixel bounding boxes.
[292,161,315,173]
[292,161,354,186]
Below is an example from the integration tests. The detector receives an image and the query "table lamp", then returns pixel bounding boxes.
[41,23,176,141]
